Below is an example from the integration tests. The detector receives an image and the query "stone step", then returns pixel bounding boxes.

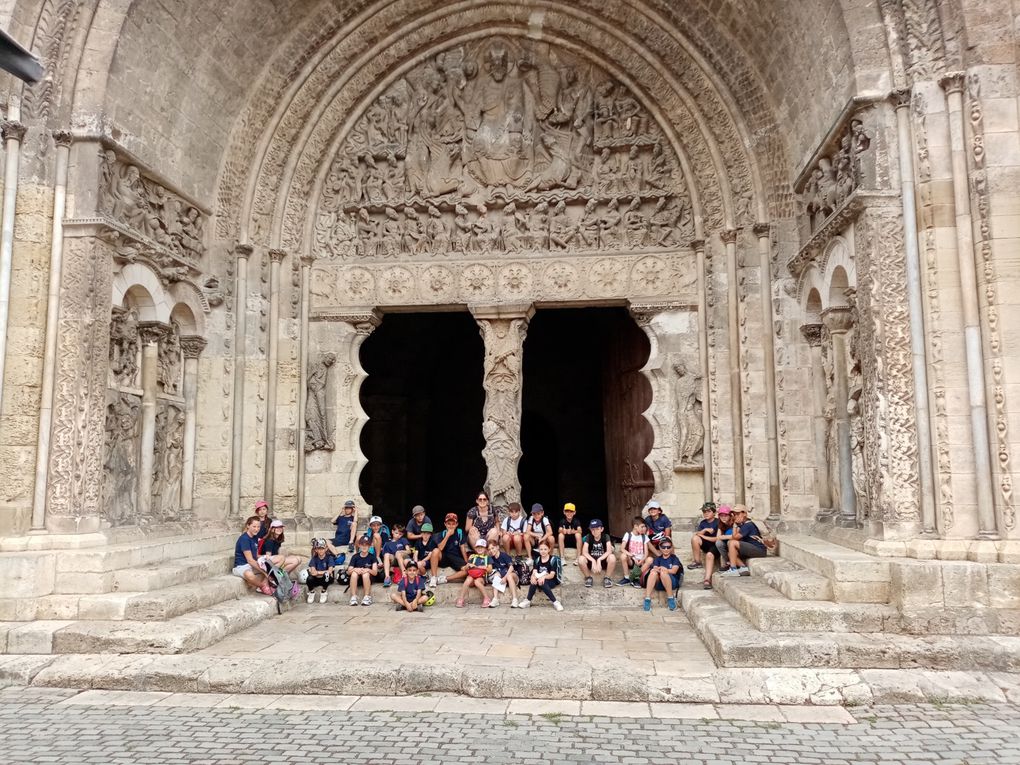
[113,552,233,593]
[712,573,897,633]
[0,596,277,655]
[681,589,1020,671]
[778,535,890,603]
[21,575,249,622]
[749,558,834,601]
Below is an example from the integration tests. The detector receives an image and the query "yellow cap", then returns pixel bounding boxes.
[563,502,576,511]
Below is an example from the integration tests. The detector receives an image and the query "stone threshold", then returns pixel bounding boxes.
[3,653,1018,707]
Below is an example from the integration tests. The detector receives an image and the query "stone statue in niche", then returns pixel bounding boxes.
[158,320,182,396]
[102,395,141,526]
[109,307,140,387]
[846,296,869,521]
[672,358,705,467]
[801,117,873,234]
[315,36,690,261]
[305,352,337,452]
[152,404,185,521]
[821,340,841,514]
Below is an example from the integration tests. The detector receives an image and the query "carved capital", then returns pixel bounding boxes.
[235,243,254,261]
[138,321,170,346]
[800,323,825,347]
[752,222,772,238]
[300,254,316,268]
[939,72,966,95]
[689,239,706,252]
[469,303,536,323]
[889,88,912,110]
[268,248,288,263]
[52,130,73,148]
[821,306,854,334]
[180,335,208,359]
[629,300,685,327]
[1,120,26,142]
[719,229,738,245]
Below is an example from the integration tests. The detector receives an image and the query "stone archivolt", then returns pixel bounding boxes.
[314,37,693,263]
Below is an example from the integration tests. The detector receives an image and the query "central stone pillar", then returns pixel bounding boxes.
[801,323,833,514]
[470,303,534,509]
[822,307,856,526]
[137,321,169,522]
[179,335,207,514]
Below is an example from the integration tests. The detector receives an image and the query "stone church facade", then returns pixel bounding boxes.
[0,0,1018,572]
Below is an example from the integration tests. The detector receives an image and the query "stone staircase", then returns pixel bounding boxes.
[0,526,276,655]
[682,534,1020,671]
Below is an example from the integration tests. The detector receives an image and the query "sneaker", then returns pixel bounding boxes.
[362,595,373,606]
[688,562,702,570]
[395,604,403,612]
[631,580,642,589]
[428,576,438,588]
[349,596,359,606]
[518,599,531,608]
[415,605,425,612]
[456,598,465,608]
[643,597,652,612]
[510,599,519,609]
[481,597,491,608]
[721,568,741,577]
[489,596,499,608]
[603,576,613,588]
[347,543,355,553]
[306,592,315,604]
[552,600,563,612]
[584,576,593,588]
[437,575,448,585]
[667,597,677,611]
[384,576,392,588]
[617,577,631,586]
[319,591,328,604]
[737,566,750,576]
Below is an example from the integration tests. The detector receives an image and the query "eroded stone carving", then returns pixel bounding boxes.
[803,119,872,234]
[109,306,139,387]
[99,150,206,264]
[158,320,182,396]
[102,394,141,526]
[305,352,337,452]
[672,357,704,468]
[152,404,185,521]
[314,36,689,261]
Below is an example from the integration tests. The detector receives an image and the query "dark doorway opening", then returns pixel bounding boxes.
[520,307,652,536]
[359,312,486,524]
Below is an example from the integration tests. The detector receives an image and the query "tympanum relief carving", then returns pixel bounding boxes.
[315,37,693,266]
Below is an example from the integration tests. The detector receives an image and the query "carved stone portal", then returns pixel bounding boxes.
[473,306,533,508]
[315,36,692,264]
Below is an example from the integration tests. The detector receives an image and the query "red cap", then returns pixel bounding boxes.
[444,513,458,523]
[255,500,269,509]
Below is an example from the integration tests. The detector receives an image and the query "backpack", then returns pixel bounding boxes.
[512,556,530,583]
[751,519,778,552]
[261,560,298,614]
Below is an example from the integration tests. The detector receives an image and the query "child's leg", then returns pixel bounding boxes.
[578,557,591,576]
[644,569,661,597]
[557,531,566,559]
[526,583,538,601]
[389,592,402,606]
[383,553,393,579]
[429,549,440,577]
[540,581,558,602]
[605,554,617,578]
[727,538,741,568]
[361,572,372,595]
[690,535,703,564]
[704,551,716,581]
[661,573,674,596]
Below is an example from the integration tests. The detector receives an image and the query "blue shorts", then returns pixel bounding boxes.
[654,573,682,591]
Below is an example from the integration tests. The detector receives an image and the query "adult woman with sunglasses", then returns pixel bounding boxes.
[465,490,500,547]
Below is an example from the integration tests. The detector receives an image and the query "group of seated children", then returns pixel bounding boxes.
[235,494,768,613]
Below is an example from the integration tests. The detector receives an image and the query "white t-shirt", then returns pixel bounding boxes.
[528,516,551,535]
[502,515,527,533]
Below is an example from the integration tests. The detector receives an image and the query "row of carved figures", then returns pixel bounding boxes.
[803,119,872,233]
[109,309,183,395]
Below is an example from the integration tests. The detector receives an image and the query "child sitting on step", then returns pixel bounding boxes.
[382,524,408,588]
[618,516,650,588]
[347,536,378,606]
[520,541,563,611]
[643,537,682,612]
[391,558,427,612]
[487,539,520,608]
[457,538,493,608]
[304,538,335,604]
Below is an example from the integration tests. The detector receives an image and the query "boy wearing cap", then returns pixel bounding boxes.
[381,524,409,587]
[412,522,440,581]
[526,503,554,557]
[557,502,584,562]
[643,500,672,558]
[579,519,617,588]
[405,505,433,542]
[723,505,767,576]
[329,500,358,555]
[346,536,379,606]
[366,516,390,564]
[643,537,682,611]
[487,539,520,608]
[391,559,427,612]
[305,539,336,604]
[688,502,718,571]
[457,538,493,608]
[431,513,469,585]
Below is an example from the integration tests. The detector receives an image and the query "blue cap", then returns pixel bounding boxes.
[531,503,544,513]
[589,519,604,528]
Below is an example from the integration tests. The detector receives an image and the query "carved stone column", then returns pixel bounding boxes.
[721,229,745,501]
[180,335,207,514]
[801,323,833,513]
[264,248,286,504]
[0,119,26,418]
[138,322,169,521]
[230,243,252,516]
[296,255,314,521]
[754,223,781,518]
[692,239,712,497]
[822,308,856,525]
[470,303,534,508]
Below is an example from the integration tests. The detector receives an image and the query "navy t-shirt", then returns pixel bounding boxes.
[234,533,260,567]
[382,538,409,556]
[644,514,672,536]
[398,575,424,601]
[257,519,269,539]
[308,553,334,572]
[413,536,437,560]
[491,551,513,577]
[333,514,354,544]
[653,553,682,574]
[406,517,433,536]
[696,519,717,533]
[437,528,465,556]
[348,552,376,569]
[738,521,765,549]
[260,537,282,556]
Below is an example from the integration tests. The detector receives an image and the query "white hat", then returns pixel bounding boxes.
[474,538,487,547]
[369,515,383,524]
[647,500,662,510]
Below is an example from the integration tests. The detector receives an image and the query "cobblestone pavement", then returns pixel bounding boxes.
[1,688,1018,765]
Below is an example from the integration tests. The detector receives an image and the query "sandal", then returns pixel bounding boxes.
[703,580,713,590]
[688,563,702,570]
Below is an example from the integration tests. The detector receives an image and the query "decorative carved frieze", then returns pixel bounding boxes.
[98,150,206,265]
[314,36,692,262]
